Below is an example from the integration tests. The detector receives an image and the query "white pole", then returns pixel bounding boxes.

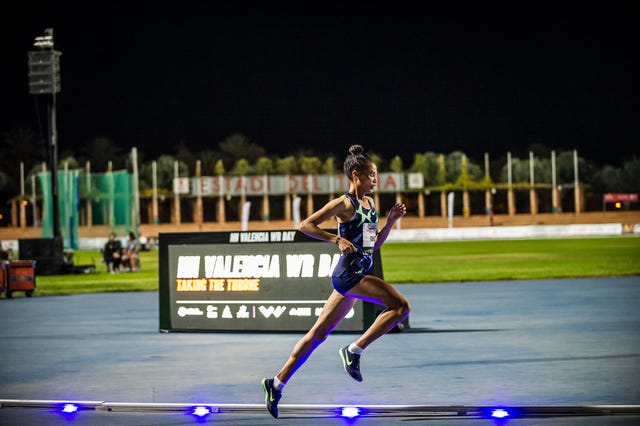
[447,191,454,228]
[573,149,579,187]
[507,152,512,186]
[241,201,251,231]
[292,196,301,229]
[173,160,180,224]
[108,161,114,228]
[174,161,179,190]
[31,174,36,227]
[65,162,70,239]
[20,162,25,197]
[551,151,557,189]
[529,151,535,186]
[19,162,25,228]
[194,160,202,227]
[574,149,581,214]
[551,150,558,213]
[86,161,92,226]
[131,147,140,233]
[41,162,46,226]
[484,152,489,178]
[152,160,158,224]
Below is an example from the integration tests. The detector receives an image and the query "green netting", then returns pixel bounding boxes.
[39,170,80,249]
[40,170,135,248]
[80,170,134,234]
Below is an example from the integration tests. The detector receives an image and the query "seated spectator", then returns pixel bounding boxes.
[0,240,12,261]
[103,232,122,274]
[139,235,148,251]
[122,231,140,272]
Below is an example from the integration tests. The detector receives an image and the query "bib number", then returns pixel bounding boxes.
[362,223,377,249]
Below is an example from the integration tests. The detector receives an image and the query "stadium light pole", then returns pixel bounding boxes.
[28,28,62,239]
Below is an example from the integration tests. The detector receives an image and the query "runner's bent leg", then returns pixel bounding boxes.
[275,290,357,384]
[345,276,410,350]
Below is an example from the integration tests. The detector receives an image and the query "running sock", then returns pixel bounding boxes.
[273,376,284,391]
[348,343,364,355]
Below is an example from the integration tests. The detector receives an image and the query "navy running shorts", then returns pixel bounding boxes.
[331,251,373,295]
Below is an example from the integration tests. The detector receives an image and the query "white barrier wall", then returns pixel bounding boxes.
[2,223,637,253]
[387,223,626,242]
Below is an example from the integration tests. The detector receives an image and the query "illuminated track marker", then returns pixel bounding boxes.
[341,406,360,418]
[491,408,509,418]
[61,404,78,414]
[1,400,639,419]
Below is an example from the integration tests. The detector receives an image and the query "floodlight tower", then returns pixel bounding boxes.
[28,28,61,238]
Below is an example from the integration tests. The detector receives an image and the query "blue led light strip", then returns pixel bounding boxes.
[1,400,639,419]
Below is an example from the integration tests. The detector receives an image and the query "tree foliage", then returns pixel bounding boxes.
[174,140,196,173]
[80,137,122,172]
[0,171,8,191]
[230,158,251,176]
[299,156,322,175]
[322,156,337,175]
[621,157,640,192]
[199,149,222,176]
[218,133,266,169]
[409,153,428,177]
[214,159,225,176]
[275,156,298,175]
[0,127,45,194]
[255,157,274,175]
[139,155,189,191]
[1,125,639,205]
[389,156,403,173]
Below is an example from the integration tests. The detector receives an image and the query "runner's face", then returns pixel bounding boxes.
[355,163,377,194]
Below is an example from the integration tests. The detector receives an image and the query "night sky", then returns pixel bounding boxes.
[2,7,637,166]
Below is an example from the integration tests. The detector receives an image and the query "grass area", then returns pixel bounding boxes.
[29,250,160,296]
[13,236,640,296]
[382,236,640,283]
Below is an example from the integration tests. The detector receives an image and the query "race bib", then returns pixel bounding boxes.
[362,223,378,249]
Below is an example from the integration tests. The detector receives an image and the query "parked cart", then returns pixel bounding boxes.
[4,260,36,298]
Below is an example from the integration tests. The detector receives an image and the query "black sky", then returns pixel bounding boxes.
[2,7,637,166]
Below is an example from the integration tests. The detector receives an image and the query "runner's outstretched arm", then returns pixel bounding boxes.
[374,202,407,250]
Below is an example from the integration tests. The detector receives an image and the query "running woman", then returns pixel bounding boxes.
[262,144,410,418]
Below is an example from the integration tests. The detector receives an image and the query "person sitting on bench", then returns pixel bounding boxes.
[122,231,140,272]
[0,241,12,261]
[103,233,122,274]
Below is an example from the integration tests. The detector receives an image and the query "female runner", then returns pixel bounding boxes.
[262,144,410,418]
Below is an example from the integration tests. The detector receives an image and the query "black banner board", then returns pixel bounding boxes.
[159,230,384,332]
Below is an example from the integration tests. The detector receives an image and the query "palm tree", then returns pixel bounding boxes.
[80,137,122,172]
[389,155,403,209]
[231,159,251,221]
[409,153,429,217]
[276,156,298,221]
[1,128,45,196]
[214,159,226,223]
[322,156,338,201]
[299,155,322,216]
[437,154,447,217]
[218,133,266,169]
[255,157,274,221]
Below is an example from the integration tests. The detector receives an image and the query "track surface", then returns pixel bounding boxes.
[1,277,639,424]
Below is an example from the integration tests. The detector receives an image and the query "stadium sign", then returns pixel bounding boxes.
[159,231,384,332]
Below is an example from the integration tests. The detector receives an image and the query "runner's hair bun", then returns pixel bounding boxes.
[348,145,364,156]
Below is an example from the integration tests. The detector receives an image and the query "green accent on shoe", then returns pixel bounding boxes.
[261,378,282,418]
[339,346,363,382]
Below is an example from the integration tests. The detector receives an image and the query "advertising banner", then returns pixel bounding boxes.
[159,231,382,332]
[603,193,639,203]
[189,173,405,197]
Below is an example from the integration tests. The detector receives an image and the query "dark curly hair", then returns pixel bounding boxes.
[343,145,373,180]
